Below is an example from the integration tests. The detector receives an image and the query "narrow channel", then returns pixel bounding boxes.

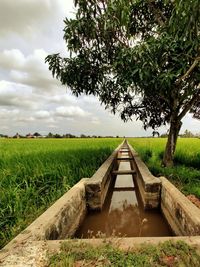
[75,145,173,238]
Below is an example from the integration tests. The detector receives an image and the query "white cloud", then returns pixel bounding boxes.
[0,108,19,119]
[1,126,9,130]
[0,48,48,74]
[0,0,58,37]
[0,49,25,69]
[17,116,35,123]
[91,117,101,125]
[82,95,99,104]
[0,49,60,92]
[35,110,50,119]
[48,124,59,128]
[51,94,78,105]
[55,106,90,118]
[0,80,37,108]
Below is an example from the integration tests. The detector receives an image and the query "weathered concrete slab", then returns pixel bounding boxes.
[160,176,200,236]
[0,241,48,267]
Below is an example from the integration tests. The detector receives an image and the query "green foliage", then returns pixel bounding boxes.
[49,240,200,266]
[0,138,122,249]
[46,0,200,166]
[46,0,200,129]
[138,147,153,162]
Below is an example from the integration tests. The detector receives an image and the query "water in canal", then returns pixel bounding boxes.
[75,147,173,238]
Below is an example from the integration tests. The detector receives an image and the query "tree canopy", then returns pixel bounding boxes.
[46,0,200,166]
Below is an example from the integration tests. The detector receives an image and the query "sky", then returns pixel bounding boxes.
[0,0,199,137]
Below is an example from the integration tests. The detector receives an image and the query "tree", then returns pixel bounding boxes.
[152,131,159,137]
[47,132,54,138]
[46,0,200,167]
[54,133,62,138]
[33,132,41,137]
[181,129,194,138]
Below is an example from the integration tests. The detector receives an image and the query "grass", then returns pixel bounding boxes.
[0,138,122,249]
[49,240,200,266]
[128,138,200,198]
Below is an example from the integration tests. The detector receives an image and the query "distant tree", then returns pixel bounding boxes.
[181,129,195,138]
[64,133,76,138]
[0,134,8,138]
[80,134,87,138]
[54,133,62,138]
[33,132,41,137]
[47,132,54,138]
[46,0,200,166]
[152,131,160,138]
[160,132,168,138]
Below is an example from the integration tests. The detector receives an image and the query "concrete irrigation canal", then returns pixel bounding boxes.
[76,143,172,238]
[1,140,200,266]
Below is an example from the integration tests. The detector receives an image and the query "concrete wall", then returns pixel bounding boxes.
[161,176,200,236]
[127,142,161,209]
[1,178,88,255]
[85,142,124,210]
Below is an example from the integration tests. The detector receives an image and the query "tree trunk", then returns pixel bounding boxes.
[162,119,182,167]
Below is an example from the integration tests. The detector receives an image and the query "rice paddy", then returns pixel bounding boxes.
[128,137,200,198]
[1,137,200,249]
[0,138,122,248]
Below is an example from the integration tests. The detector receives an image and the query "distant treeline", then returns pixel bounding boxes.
[0,129,199,139]
[160,129,200,138]
[0,132,121,139]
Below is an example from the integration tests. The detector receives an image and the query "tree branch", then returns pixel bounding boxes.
[178,88,200,120]
[148,0,167,26]
[176,56,200,84]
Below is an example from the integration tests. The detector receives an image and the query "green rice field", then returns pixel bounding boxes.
[1,137,200,249]
[0,138,122,248]
[128,137,200,199]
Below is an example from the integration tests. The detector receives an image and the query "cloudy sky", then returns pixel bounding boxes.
[0,0,199,137]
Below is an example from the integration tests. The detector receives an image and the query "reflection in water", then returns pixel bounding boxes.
[106,193,140,236]
[118,161,131,170]
[109,191,138,211]
[75,165,173,238]
[114,174,134,188]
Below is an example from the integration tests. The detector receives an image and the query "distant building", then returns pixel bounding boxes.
[26,133,34,138]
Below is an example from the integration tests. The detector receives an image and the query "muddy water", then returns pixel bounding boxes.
[75,175,173,238]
